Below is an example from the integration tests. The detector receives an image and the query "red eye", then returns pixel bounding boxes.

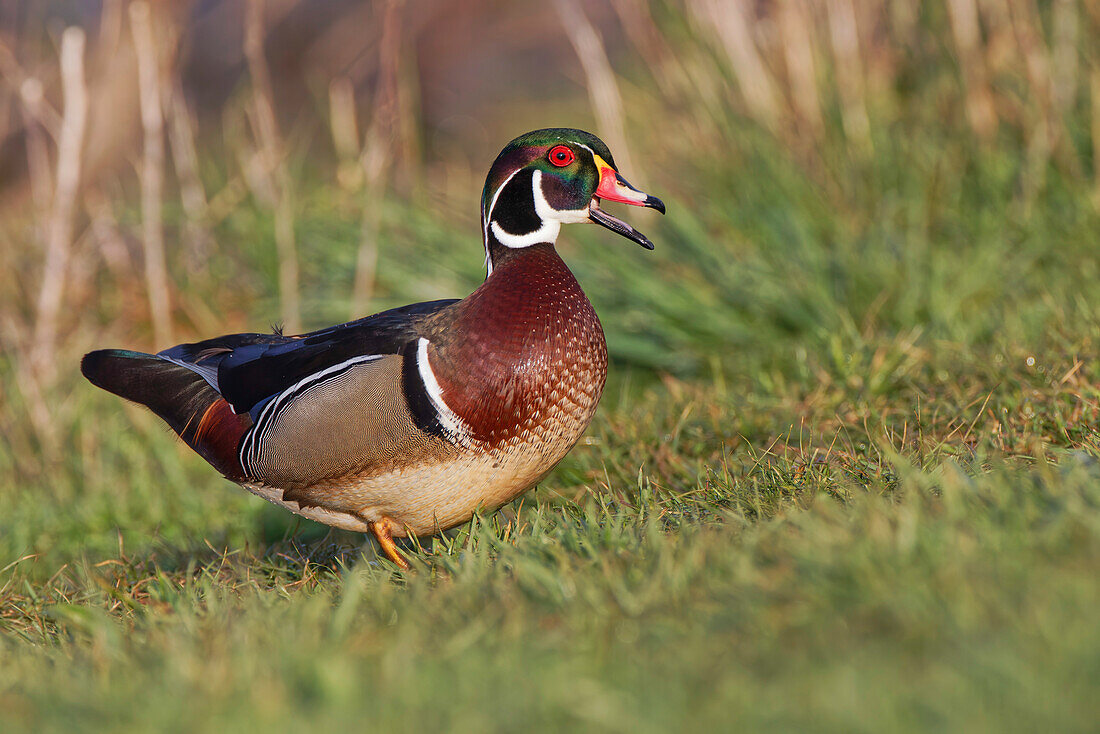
[548,145,575,167]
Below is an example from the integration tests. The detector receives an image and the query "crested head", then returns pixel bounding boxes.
[481,128,616,217]
[479,128,665,276]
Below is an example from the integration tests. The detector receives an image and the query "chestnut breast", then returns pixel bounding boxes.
[427,244,608,447]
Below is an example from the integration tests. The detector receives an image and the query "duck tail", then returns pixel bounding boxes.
[81,349,250,480]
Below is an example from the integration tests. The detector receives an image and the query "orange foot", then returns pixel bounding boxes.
[369,518,411,570]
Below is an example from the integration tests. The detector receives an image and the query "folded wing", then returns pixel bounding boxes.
[82,299,459,483]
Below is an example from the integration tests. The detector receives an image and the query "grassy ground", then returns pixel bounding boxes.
[3,34,1100,734]
[2,356,1099,732]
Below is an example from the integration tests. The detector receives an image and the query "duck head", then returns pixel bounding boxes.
[481,128,665,274]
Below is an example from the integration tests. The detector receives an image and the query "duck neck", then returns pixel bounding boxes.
[452,243,597,365]
[484,232,556,275]
[432,242,606,445]
[482,168,559,277]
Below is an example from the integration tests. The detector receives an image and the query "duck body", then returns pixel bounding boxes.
[241,242,606,537]
[82,128,662,566]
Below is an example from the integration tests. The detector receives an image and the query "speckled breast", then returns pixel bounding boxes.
[429,243,608,473]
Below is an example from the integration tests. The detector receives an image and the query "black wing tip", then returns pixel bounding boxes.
[81,349,152,388]
[80,350,106,382]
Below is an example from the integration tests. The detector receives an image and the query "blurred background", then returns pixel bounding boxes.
[0,0,1098,552]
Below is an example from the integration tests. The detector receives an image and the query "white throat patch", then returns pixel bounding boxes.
[489,170,561,249]
[486,169,590,255]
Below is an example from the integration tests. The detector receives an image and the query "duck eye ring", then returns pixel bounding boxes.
[548,145,575,167]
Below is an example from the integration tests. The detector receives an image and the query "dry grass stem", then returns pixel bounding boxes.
[1007,0,1055,198]
[826,0,872,153]
[329,78,360,171]
[84,191,133,284]
[0,60,9,144]
[555,0,636,175]
[609,0,683,99]
[245,0,301,334]
[96,0,124,66]
[352,0,402,318]
[19,78,53,226]
[691,0,780,134]
[31,27,87,379]
[1051,0,1079,117]
[166,77,212,270]
[352,175,381,318]
[779,1,823,137]
[947,0,999,138]
[1092,67,1100,209]
[131,1,173,348]
[0,40,63,138]
[329,77,363,193]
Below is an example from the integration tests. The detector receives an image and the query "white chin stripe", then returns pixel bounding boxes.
[482,167,522,274]
[491,219,560,249]
[489,170,589,249]
[416,338,472,443]
[534,169,590,224]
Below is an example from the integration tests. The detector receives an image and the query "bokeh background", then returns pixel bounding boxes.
[3,0,1100,602]
[3,0,1096,387]
[3,0,1100,607]
[1,2,1099,730]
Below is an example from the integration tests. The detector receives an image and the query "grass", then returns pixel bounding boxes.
[1,417,1098,732]
[2,325,1098,731]
[3,18,1100,731]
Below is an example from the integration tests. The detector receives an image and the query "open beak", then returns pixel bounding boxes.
[589,155,665,250]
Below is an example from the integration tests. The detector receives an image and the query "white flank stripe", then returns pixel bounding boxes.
[416,337,471,443]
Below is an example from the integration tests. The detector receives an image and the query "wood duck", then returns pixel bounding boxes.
[81,128,664,569]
